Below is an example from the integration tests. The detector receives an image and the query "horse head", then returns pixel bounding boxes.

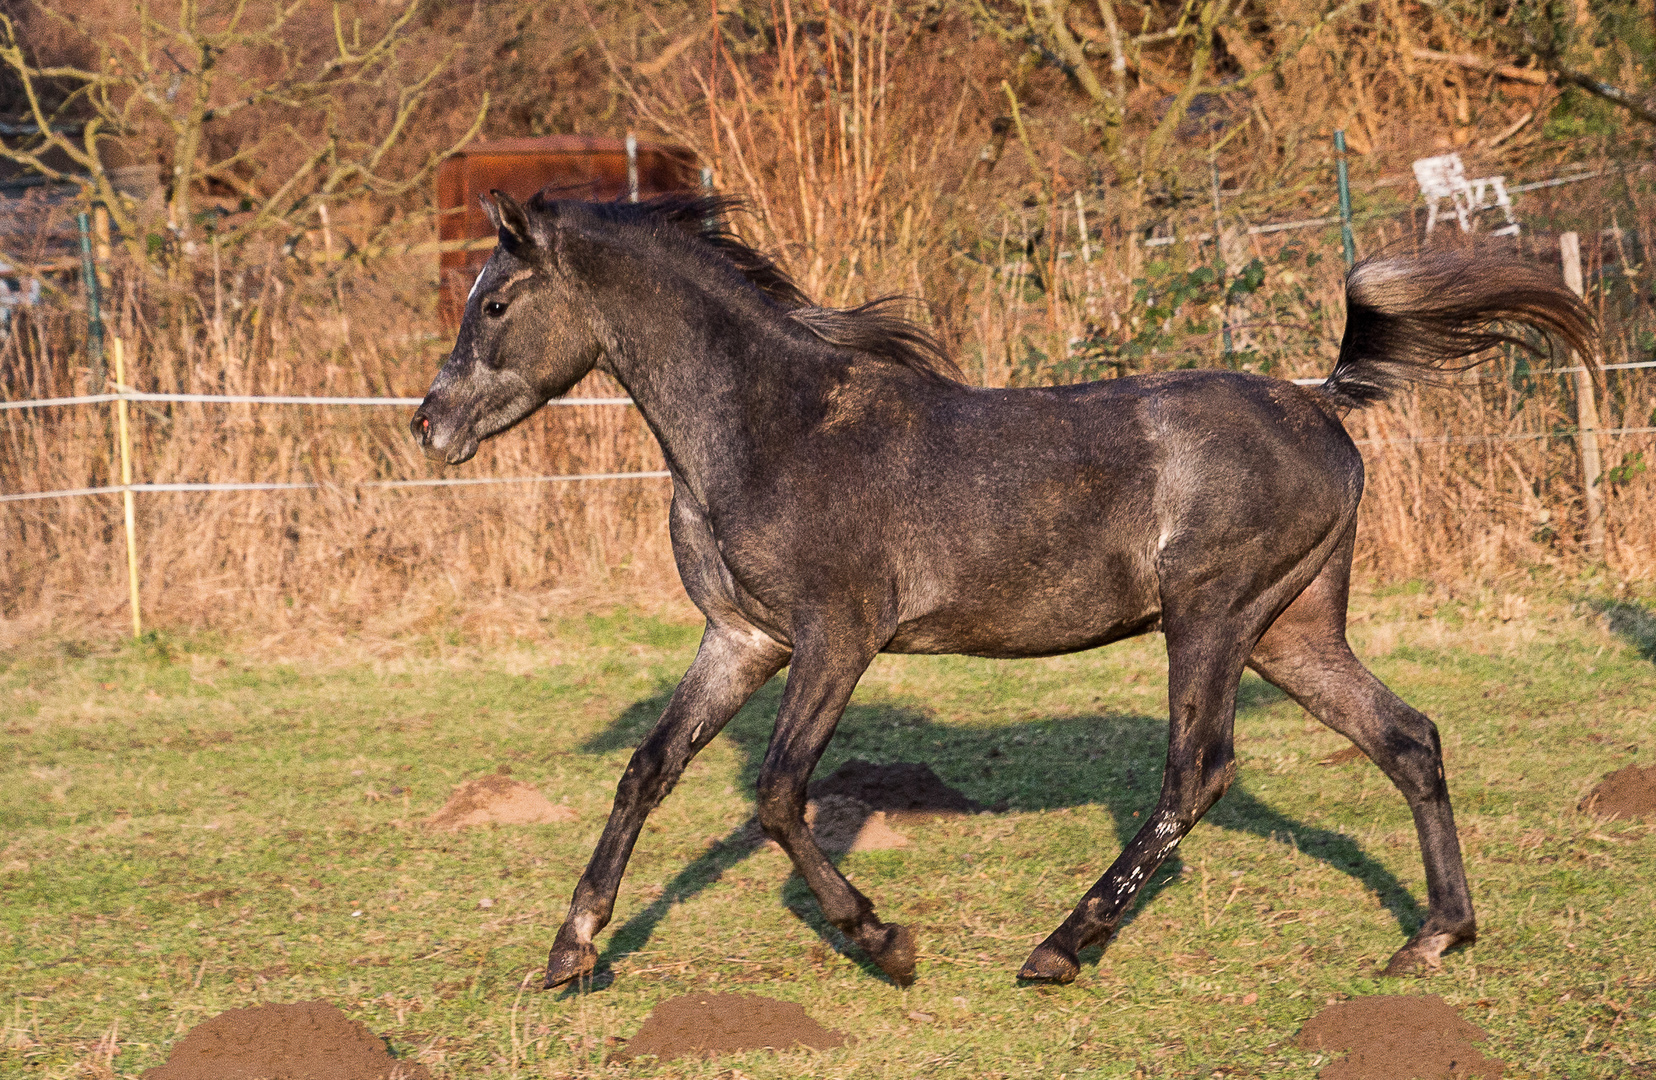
[411,191,607,465]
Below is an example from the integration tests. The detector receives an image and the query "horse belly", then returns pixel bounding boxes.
[886,552,1162,658]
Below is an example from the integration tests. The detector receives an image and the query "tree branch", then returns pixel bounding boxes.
[1036,0,1111,104]
[1551,67,1656,125]
[1141,0,1218,174]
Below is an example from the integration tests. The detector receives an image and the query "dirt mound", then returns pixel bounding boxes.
[425,773,577,831]
[806,793,911,851]
[610,992,845,1063]
[807,759,983,820]
[141,1001,429,1080]
[1578,763,1656,819]
[1295,995,1505,1080]
[744,794,912,852]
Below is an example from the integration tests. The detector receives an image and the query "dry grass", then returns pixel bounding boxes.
[2,1,1654,641]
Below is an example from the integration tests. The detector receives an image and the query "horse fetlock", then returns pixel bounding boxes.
[853,921,917,987]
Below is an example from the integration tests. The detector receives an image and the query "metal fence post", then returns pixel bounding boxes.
[76,211,106,387]
[626,132,639,203]
[1334,131,1355,269]
[1559,231,1605,558]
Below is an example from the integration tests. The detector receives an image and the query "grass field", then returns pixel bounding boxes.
[2,586,1653,1079]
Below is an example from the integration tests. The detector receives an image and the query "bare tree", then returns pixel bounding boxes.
[0,0,487,261]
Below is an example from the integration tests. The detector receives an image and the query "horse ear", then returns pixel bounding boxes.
[486,190,537,253]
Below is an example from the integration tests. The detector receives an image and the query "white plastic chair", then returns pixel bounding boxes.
[1412,153,1520,237]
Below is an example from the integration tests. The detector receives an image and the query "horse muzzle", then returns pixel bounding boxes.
[410,405,480,465]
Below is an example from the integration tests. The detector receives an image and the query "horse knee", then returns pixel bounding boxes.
[754,776,806,841]
[615,745,677,807]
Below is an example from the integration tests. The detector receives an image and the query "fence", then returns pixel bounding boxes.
[1,337,670,635]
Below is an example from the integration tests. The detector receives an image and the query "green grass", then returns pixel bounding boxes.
[2,591,1653,1078]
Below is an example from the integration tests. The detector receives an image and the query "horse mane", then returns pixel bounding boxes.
[547,192,961,382]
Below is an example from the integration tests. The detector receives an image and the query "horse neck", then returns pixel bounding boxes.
[593,276,816,503]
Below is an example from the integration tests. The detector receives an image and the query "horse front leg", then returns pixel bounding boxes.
[1020,616,1251,983]
[754,634,918,985]
[544,622,787,989]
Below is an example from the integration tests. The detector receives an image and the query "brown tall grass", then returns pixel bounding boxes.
[2,0,1653,643]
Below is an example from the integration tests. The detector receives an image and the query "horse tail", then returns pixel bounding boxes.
[1318,248,1598,410]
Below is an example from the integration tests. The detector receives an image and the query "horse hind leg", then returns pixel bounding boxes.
[1247,548,1476,975]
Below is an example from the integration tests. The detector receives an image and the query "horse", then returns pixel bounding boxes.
[411,191,1595,990]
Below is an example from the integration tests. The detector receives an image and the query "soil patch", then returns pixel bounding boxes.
[1578,763,1656,819]
[806,793,911,851]
[743,760,981,852]
[610,992,845,1063]
[141,1001,429,1080]
[425,773,577,831]
[1295,995,1505,1080]
[807,759,984,821]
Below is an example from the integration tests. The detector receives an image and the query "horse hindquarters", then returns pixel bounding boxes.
[1247,530,1476,974]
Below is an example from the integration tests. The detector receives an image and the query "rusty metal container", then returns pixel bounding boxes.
[435,135,700,328]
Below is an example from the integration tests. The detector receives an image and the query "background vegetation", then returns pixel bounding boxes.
[1,0,1654,637]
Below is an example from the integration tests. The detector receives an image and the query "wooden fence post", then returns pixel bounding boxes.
[1559,232,1605,558]
[113,335,142,638]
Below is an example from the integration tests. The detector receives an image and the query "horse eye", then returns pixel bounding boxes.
[483,299,508,318]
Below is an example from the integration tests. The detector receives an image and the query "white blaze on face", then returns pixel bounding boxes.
[466,268,485,304]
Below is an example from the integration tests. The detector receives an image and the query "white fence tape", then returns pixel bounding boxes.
[4,359,1648,410]
[0,471,672,505]
[0,392,634,410]
[1355,426,1656,447]
[2,357,1652,503]
[1289,359,1656,387]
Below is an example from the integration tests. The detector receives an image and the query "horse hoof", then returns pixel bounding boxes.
[867,923,918,987]
[1018,942,1078,983]
[1380,944,1438,978]
[1380,928,1468,978]
[544,942,598,989]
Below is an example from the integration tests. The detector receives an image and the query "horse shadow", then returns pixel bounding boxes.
[567,666,1419,988]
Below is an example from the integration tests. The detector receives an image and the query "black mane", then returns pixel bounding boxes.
[534,191,960,382]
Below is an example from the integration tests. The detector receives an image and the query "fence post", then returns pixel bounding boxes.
[626,132,639,203]
[76,211,106,387]
[1559,232,1605,558]
[1212,157,1231,359]
[112,335,142,638]
[1334,130,1355,269]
